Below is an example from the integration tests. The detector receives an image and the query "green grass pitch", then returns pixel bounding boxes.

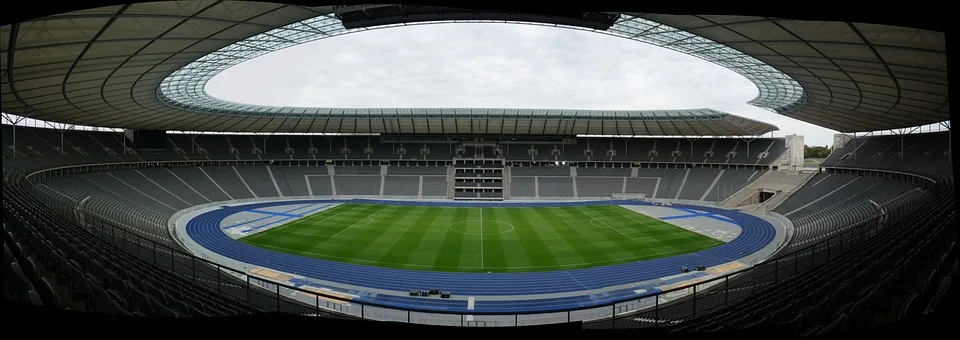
[240,203,724,273]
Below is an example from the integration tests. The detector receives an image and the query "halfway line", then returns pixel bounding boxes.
[480,207,484,268]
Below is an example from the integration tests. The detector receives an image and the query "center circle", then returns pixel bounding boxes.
[448,220,516,235]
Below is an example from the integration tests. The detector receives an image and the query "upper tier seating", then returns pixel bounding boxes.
[822,131,951,175]
[3,125,786,164]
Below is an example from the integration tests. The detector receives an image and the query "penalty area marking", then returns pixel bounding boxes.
[273,217,375,238]
[583,207,696,241]
[326,210,382,239]
[581,208,646,240]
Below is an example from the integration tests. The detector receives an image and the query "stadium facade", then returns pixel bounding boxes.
[2,2,953,333]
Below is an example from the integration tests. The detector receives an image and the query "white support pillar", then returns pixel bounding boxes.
[739,135,758,159]
[43,120,73,156]
[624,138,628,159]
[853,132,858,160]
[900,134,904,161]
[2,113,26,158]
[940,121,951,163]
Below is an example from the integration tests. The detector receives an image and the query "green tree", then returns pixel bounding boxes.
[804,145,832,158]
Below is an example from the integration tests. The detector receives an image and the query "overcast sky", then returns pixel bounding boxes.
[207,23,839,146]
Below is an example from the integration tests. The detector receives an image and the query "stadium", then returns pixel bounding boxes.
[2,2,955,335]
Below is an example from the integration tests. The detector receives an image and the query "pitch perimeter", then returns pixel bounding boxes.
[239,203,723,272]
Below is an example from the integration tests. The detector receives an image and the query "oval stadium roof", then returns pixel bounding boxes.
[0,3,948,135]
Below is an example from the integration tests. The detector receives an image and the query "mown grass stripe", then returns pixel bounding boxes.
[532,207,613,265]
[241,203,726,273]
[432,207,471,269]
[377,206,444,266]
[506,208,560,269]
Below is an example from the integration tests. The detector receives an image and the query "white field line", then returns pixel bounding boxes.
[255,243,694,270]
[326,208,384,239]
[480,207,484,268]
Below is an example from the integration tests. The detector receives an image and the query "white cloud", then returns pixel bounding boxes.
[206,23,840,146]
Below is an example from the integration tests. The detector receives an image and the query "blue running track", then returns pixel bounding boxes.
[186,199,776,313]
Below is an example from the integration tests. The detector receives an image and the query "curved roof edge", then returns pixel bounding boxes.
[157,13,806,119]
[162,107,778,136]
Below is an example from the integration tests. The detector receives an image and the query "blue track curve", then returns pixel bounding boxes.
[186,199,776,313]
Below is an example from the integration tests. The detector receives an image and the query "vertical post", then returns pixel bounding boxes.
[246,276,251,303]
[724,276,729,306]
[462,314,465,326]
[774,258,779,287]
[515,314,518,327]
[812,243,816,267]
[407,310,411,323]
[316,295,320,317]
[217,265,221,298]
[693,285,700,318]
[655,294,660,328]
[794,251,798,275]
[827,236,831,259]
[276,284,281,311]
[11,119,16,158]
[567,311,570,323]
[361,304,364,320]
[612,304,617,329]
[900,134,904,161]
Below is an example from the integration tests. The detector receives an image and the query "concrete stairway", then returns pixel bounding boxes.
[722,170,816,210]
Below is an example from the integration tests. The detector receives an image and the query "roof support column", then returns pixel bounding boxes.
[849,131,875,161]
[852,132,857,161]
[893,127,918,162]
[190,134,197,155]
[2,113,27,158]
[898,130,904,161]
[686,136,701,160]
[255,132,268,157]
[939,121,951,163]
[609,138,615,162]
[624,138,628,160]
[739,136,758,159]
[41,120,74,157]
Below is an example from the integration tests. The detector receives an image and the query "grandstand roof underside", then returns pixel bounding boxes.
[0,3,948,135]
